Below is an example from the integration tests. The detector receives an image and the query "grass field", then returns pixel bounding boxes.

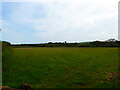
[3,47,118,88]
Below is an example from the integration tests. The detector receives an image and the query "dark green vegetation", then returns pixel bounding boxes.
[2,41,12,62]
[0,41,2,86]
[12,39,120,47]
[3,47,118,88]
[2,41,12,71]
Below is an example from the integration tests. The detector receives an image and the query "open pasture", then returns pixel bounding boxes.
[3,47,118,88]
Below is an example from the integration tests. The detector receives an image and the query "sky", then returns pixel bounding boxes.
[1,0,119,44]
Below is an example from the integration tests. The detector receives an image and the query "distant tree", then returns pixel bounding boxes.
[48,42,52,44]
[106,38,117,42]
[92,40,101,43]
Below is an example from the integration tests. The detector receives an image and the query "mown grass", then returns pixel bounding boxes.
[3,47,118,88]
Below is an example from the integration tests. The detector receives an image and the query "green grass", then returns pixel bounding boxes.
[3,47,118,88]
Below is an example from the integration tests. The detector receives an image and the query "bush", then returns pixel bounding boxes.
[2,41,12,71]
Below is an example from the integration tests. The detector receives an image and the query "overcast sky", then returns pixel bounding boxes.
[1,0,119,44]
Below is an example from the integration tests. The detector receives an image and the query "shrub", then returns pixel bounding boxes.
[2,41,12,71]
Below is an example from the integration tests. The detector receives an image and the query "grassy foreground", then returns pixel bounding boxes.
[3,47,118,88]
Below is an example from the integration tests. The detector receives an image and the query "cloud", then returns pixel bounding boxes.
[2,20,25,43]
[2,0,118,43]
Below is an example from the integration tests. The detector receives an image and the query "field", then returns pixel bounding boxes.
[3,47,118,88]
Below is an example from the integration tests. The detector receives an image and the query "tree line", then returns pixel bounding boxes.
[11,39,120,47]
